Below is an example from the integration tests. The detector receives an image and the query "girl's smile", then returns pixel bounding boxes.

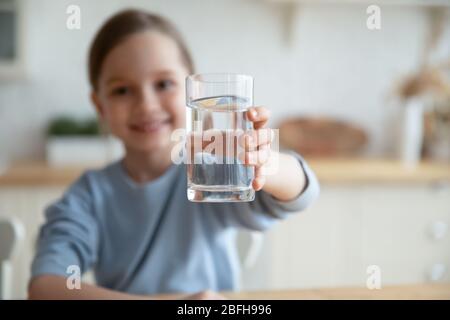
[128,117,172,134]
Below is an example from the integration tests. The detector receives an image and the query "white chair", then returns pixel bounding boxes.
[238,231,265,270]
[0,217,25,300]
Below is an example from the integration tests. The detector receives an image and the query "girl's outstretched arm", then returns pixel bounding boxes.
[28,275,225,300]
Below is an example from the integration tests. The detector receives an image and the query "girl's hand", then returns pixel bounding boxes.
[242,106,273,191]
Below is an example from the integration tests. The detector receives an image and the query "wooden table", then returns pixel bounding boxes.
[222,283,450,300]
[152,284,450,300]
[225,283,450,300]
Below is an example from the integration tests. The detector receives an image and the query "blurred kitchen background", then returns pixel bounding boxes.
[0,0,449,299]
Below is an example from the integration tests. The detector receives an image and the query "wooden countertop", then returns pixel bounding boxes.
[222,283,450,300]
[153,283,450,300]
[0,158,449,187]
[309,157,450,185]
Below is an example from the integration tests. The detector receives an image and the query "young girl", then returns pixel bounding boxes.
[28,9,319,300]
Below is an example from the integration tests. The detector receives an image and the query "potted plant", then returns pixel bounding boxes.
[46,116,124,167]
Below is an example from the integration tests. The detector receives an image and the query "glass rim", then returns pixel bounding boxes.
[186,73,253,84]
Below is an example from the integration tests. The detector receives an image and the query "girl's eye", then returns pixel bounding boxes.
[155,79,175,91]
[111,86,129,96]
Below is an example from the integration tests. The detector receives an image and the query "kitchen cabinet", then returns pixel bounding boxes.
[241,183,450,290]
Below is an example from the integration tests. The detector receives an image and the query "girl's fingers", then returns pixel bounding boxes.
[240,144,271,166]
[254,165,265,178]
[254,128,273,149]
[239,128,273,151]
[247,107,271,129]
[252,175,266,191]
[252,164,267,191]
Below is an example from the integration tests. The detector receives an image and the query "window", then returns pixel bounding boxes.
[0,0,25,80]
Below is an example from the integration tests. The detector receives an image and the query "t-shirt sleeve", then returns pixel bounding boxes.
[219,151,320,231]
[30,173,100,280]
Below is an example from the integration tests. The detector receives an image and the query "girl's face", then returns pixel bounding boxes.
[92,31,189,154]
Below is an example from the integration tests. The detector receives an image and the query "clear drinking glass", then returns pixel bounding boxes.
[185,73,255,202]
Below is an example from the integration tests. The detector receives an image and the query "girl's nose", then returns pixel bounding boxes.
[135,87,161,114]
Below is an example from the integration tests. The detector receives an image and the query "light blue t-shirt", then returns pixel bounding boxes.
[31,152,319,295]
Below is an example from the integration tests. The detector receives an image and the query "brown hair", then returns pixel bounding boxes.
[88,9,194,91]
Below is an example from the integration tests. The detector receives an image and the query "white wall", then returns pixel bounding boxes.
[0,0,448,161]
